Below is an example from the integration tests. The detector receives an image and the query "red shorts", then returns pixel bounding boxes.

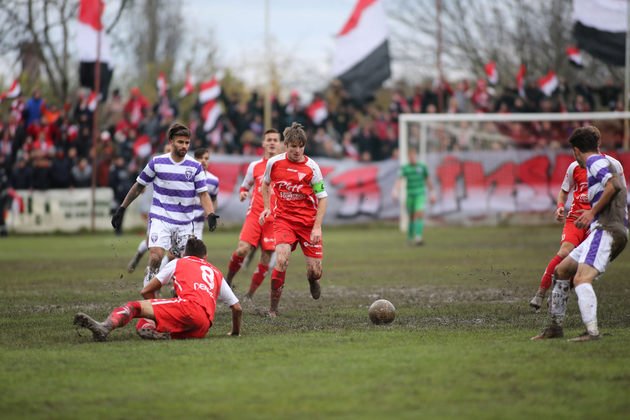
[239,212,275,251]
[151,298,211,339]
[561,219,588,247]
[274,218,323,259]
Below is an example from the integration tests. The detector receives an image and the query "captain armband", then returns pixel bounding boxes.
[312,181,326,194]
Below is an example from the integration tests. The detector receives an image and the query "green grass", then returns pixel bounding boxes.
[1,225,629,419]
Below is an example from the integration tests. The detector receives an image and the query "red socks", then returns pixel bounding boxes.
[228,253,245,275]
[271,269,286,290]
[250,263,269,290]
[106,301,142,329]
[540,254,564,290]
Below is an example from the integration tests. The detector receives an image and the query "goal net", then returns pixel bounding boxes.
[397,111,630,229]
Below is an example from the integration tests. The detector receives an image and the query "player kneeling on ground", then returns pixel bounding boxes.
[74,237,241,341]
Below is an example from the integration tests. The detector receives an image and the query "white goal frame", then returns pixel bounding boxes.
[397,111,630,230]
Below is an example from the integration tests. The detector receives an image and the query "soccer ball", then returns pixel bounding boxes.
[368,299,396,324]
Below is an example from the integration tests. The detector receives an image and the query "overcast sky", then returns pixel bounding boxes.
[181,0,359,95]
[0,0,372,98]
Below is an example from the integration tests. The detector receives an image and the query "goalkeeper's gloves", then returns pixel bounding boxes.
[207,213,220,232]
[111,206,126,230]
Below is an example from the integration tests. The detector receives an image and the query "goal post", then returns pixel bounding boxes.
[397,111,630,230]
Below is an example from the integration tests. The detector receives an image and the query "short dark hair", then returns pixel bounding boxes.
[194,147,209,159]
[167,122,191,141]
[184,237,207,258]
[264,128,279,136]
[283,122,307,146]
[569,126,600,153]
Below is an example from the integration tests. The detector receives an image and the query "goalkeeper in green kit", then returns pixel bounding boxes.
[393,150,435,245]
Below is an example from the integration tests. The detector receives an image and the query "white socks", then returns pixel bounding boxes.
[136,240,148,254]
[575,283,599,336]
[550,278,571,326]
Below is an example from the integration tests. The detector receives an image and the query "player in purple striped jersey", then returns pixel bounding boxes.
[112,123,219,293]
[192,148,220,239]
[532,126,627,342]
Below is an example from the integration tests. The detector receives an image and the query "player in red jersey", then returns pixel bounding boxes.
[529,160,590,311]
[258,123,328,317]
[226,128,281,298]
[74,238,242,341]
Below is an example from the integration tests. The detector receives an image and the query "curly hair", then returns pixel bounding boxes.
[282,122,307,147]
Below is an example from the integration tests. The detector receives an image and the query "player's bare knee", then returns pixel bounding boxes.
[307,262,322,281]
[555,265,570,279]
[236,242,252,257]
[260,251,273,266]
[148,253,162,269]
[276,257,289,272]
[307,268,322,281]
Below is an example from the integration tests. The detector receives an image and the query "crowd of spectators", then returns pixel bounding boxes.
[0,76,626,193]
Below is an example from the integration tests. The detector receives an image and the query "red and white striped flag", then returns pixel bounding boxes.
[0,79,21,101]
[179,71,195,98]
[77,0,113,99]
[538,71,558,97]
[157,72,167,97]
[199,77,220,103]
[485,61,498,85]
[87,90,98,112]
[566,46,584,68]
[77,0,111,63]
[516,64,526,98]
[307,98,328,126]
[332,0,391,101]
[199,76,222,132]
[202,100,221,132]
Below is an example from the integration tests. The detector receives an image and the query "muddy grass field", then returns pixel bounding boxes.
[1,224,629,419]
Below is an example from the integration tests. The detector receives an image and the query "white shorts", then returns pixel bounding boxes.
[568,229,614,274]
[147,218,196,258]
[193,221,205,240]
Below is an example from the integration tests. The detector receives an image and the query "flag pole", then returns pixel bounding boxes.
[263,0,272,129]
[624,0,630,151]
[435,0,444,113]
[90,28,102,232]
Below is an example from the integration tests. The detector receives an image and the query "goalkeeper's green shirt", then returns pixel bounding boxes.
[400,163,429,197]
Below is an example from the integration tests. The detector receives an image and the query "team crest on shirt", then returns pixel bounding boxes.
[297,172,307,181]
[151,233,158,243]
[185,168,194,180]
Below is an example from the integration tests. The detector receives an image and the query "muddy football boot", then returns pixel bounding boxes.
[74,313,111,342]
[530,324,564,340]
[308,278,321,300]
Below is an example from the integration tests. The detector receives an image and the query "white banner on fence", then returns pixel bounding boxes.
[7,150,630,233]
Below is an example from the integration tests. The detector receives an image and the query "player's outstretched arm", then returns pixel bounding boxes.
[140,278,163,299]
[229,303,242,336]
[121,182,146,208]
[111,182,145,230]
